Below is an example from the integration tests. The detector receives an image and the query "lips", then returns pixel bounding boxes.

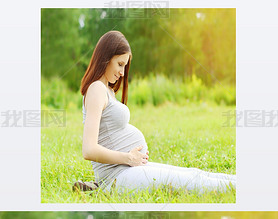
[114,75,119,80]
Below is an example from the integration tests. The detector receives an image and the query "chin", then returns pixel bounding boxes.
[109,79,117,84]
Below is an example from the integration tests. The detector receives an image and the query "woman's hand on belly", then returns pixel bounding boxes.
[127,146,149,167]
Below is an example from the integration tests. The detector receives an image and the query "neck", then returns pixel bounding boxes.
[99,75,108,88]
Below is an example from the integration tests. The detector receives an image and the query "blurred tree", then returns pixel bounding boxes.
[41,8,236,92]
[41,8,85,90]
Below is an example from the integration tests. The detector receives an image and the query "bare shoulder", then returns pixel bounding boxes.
[87,80,107,93]
[85,81,108,111]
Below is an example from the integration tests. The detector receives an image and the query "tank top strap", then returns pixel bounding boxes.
[106,86,117,102]
[83,82,115,108]
[102,85,109,99]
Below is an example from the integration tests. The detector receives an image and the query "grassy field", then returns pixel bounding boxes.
[41,102,236,203]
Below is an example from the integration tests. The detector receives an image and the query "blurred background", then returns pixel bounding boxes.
[41,8,236,109]
[1,211,278,219]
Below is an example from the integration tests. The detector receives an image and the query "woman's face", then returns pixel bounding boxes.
[103,53,130,84]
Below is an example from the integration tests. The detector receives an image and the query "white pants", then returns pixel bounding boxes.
[110,162,236,193]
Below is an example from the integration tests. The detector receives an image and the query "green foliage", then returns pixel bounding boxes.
[41,76,81,110]
[41,8,236,92]
[129,78,152,106]
[41,74,235,109]
[128,74,235,107]
[209,83,236,106]
[149,74,178,106]
[181,74,206,102]
[41,9,86,91]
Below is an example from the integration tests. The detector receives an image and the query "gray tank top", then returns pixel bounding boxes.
[82,82,148,190]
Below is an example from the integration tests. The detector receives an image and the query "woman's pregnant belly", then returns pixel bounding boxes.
[93,124,148,182]
[105,124,148,155]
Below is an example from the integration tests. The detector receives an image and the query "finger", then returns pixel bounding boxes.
[137,146,143,150]
[146,151,149,155]
[142,159,147,164]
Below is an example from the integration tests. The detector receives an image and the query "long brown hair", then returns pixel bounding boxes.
[80,30,132,106]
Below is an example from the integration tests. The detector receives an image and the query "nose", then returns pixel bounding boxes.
[119,71,124,77]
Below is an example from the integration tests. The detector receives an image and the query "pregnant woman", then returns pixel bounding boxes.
[79,30,236,194]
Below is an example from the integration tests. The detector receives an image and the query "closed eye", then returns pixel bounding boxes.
[119,62,127,67]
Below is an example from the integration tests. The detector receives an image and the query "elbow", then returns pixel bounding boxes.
[82,149,94,161]
[82,144,97,161]
[82,151,91,161]
[82,145,91,160]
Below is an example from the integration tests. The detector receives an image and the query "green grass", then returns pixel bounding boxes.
[41,102,236,203]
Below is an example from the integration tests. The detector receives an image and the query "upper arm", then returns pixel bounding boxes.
[82,81,107,158]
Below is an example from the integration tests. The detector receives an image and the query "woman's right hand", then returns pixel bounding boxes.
[127,146,149,167]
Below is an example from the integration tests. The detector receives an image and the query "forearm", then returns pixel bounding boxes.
[83,143,130,165]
